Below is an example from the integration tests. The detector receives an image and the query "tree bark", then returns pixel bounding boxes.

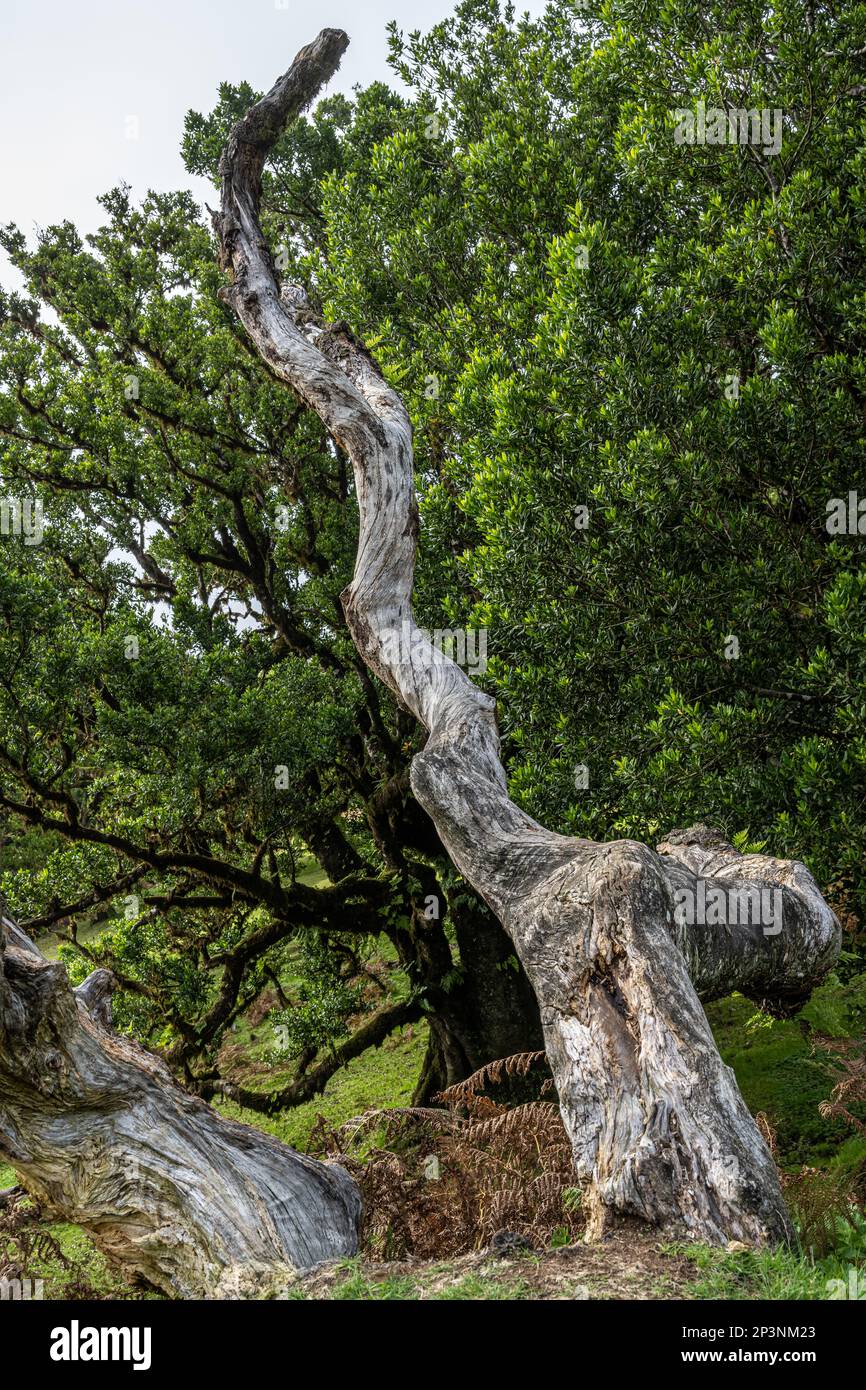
[214,28,840,1247]
[0,915,360,1298]
[658,824,840,1012]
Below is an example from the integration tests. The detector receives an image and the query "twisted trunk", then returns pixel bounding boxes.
[214,28,840,1246]
[0,915,360,1298]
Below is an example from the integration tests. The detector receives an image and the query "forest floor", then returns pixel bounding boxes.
[4,900,866,1301]
[1,1208,851,1300]
[292,1235,696,1300]
[291,1236,704,1300]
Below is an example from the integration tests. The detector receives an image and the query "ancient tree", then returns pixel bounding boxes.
[213,29,839,1247]
[0,912,360,1297]
[0,29,843,1298]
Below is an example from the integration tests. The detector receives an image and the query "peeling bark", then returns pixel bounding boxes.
[0,915,360,1297]
[215,29,840,1246]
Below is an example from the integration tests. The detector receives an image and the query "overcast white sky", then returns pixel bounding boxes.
[0,0,548,292]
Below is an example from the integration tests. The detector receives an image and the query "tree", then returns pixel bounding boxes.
[0,3,853,1290]
[0,910,360,1296]
[0,147,541,1106]
[213,26,839,1245]
[301,0,866,914]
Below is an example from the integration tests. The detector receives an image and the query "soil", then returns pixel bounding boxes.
[297,1230,699,1300]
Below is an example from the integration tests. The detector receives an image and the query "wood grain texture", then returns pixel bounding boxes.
[0,915,361,1297]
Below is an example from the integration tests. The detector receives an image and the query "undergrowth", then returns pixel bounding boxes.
[310,1051,581,1259]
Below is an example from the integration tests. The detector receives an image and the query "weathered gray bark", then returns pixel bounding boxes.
[0,914,360,1297]
[659,825,840,1012]
[215,28,840,1247]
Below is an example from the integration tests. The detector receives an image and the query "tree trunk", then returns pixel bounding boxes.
[413,891,545,1102]
[0,915,360,1298]
[214,28,840,1247]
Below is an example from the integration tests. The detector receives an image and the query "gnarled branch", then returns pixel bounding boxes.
[0,914,360,1297]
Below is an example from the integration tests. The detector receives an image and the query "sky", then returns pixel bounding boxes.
[0,0,549,291]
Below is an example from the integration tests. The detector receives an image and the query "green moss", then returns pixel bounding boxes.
[707,993,856,1168]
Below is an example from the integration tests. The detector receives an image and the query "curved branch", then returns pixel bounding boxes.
[658,824,840,1011]
[198,995,425,1113]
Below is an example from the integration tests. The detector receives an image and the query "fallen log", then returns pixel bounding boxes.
[0,915,361,1297]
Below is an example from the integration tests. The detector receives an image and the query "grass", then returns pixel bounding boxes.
[676,1242,866,1301]
[0,1197,151,1300]
[328,1271,419,1300]
[432,1272,534,1299]
[287,1236,866,1300]
[214,1016,429,1151]
[288,1256,542,1300]
[38,916,107,962]
[211,917,426,1151]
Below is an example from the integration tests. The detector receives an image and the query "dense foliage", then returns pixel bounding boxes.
[300,0,866,909]
[1,0,864,1116]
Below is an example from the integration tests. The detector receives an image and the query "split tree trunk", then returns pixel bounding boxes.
[214,28,840,1247]
[0,915,360,1298]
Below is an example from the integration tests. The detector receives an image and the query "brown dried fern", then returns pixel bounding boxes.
[815,1035,866,1137]
[434,1050,551,1112]
[311,1051,580,1260]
